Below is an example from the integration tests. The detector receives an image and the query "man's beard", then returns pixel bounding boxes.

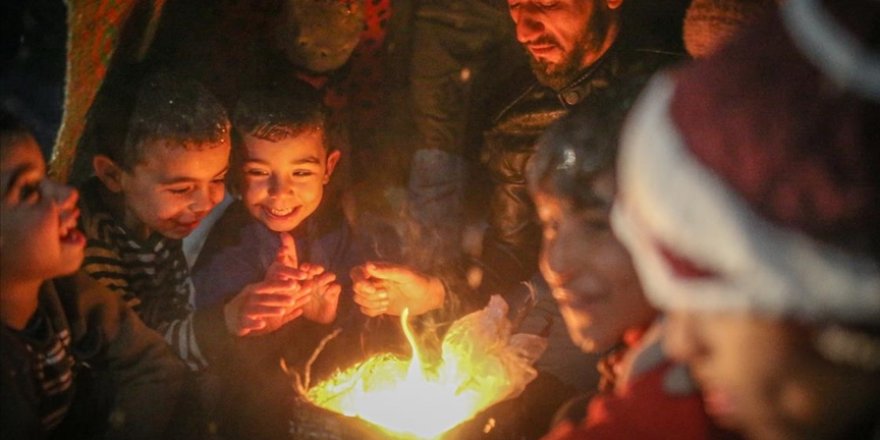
[528,41,588,91]
[526,11,608,91]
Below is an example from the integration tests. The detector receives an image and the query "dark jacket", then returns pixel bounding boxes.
[1,272,186,440]
[479,43,681,296]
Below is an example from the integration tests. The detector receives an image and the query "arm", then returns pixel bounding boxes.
[62,272,187,440]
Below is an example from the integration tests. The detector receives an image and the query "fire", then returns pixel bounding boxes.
[302,296,547,439]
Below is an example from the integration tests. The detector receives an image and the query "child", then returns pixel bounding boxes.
[0,109,186,439]
[191,82,344,326]
[526,101,727,439]
[190,82,368,439]
[78,71,307,371]
[613,1,880,438]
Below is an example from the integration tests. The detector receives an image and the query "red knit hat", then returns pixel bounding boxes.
[612,0,880,325]
[683,0,777,58]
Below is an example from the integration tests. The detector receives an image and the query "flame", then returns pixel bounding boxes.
[303,297,547,439]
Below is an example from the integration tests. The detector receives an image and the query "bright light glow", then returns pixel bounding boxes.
[304,296,546,439]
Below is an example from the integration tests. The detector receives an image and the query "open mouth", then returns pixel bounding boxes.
[263,205,300,221]
[59,209,85,245]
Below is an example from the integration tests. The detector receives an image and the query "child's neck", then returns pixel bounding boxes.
[123,209,153,241]
[96,183,154,241]
[0,277,41,330]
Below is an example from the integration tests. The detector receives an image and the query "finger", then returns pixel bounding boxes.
[365,262,414,283]
[238,316,267,334]
[250,279,300,294]
[359,306,386,317]
[279,307,304,325]
[298,263,325,277]
[352,278,378,295]
[270,265,310,281]
[353,291,389,310]
[277,232,298,268]
[247,293,305,308]
[241,304,290,318]
[350,265,369,282]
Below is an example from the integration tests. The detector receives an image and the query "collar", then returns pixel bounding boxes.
[556,43,618,107]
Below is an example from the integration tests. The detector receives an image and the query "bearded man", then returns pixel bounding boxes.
[479,0,680,297]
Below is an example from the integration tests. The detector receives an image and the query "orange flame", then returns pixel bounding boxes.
[303,296,547,439]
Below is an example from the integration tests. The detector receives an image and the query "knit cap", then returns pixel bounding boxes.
[612,0,880,326]
[683,0,777,58]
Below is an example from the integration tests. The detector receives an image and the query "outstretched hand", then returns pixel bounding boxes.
[351,262,445,317]
[269,232,340,324]
[223,278,312,336]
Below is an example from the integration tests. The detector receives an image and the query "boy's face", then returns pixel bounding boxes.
[664,311,880,440]
[240,130,340,232]
[116,140,230,239]
[1,137,85,281]
[535,170,655,353]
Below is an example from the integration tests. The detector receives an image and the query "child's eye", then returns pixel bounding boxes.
[245,169,269,177]
[20,181,43,202]
[293,170,314,177]
[167,186,194,195]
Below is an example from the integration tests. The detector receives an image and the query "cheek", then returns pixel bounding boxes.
[149,195,190,221]
[243,179,269,205]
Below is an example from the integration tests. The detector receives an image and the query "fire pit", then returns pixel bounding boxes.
[291,297,549,440]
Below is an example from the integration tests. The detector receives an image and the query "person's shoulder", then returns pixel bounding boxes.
[615,43,687,79]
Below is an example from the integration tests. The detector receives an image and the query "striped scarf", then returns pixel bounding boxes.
[79,179,207,370]
[19,301,76,430]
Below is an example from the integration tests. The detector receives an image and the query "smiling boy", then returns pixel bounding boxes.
[189,82,373,439]
[78,72,308,372]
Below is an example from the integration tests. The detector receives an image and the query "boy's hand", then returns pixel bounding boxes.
[269,232,340,324]
[223,279,312,336]
[351,262,445,317]
[297,263,341,324]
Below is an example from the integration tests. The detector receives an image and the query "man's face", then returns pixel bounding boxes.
[535,170,655,353]
[508,0,610,89]
[1,138,85,282]
[664,311,880,440]
[118,140,230,239]
[240,130,340,232]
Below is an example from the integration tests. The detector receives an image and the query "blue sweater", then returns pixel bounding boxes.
[191,200,362,320]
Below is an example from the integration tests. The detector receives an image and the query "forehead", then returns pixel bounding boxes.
[1,137,44,173]
[135,139,230,178]
[242,131,327,162]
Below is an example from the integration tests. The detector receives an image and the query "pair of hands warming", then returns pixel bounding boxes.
[351,262,445,317]
[224,233,342,336]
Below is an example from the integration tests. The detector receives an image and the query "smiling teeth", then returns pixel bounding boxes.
[269,207,293,216]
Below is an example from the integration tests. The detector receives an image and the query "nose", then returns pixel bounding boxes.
[663,311,705,364]
[268,174,294,197]
[46,180,78,210]
[511,7,545,44]
[539,237,575,286]
[190,187,213,215]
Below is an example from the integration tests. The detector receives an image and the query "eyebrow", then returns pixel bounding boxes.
[2,164,40,198]
[244,156,322,165]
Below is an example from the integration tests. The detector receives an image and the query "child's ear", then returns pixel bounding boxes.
[93,155,125,193]
[323,150,342,184]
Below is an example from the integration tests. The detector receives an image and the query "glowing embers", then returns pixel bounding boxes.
[303,296,547,439]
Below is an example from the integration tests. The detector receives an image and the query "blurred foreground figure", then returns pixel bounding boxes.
[528,101,731,440]
[613,0,880,439]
